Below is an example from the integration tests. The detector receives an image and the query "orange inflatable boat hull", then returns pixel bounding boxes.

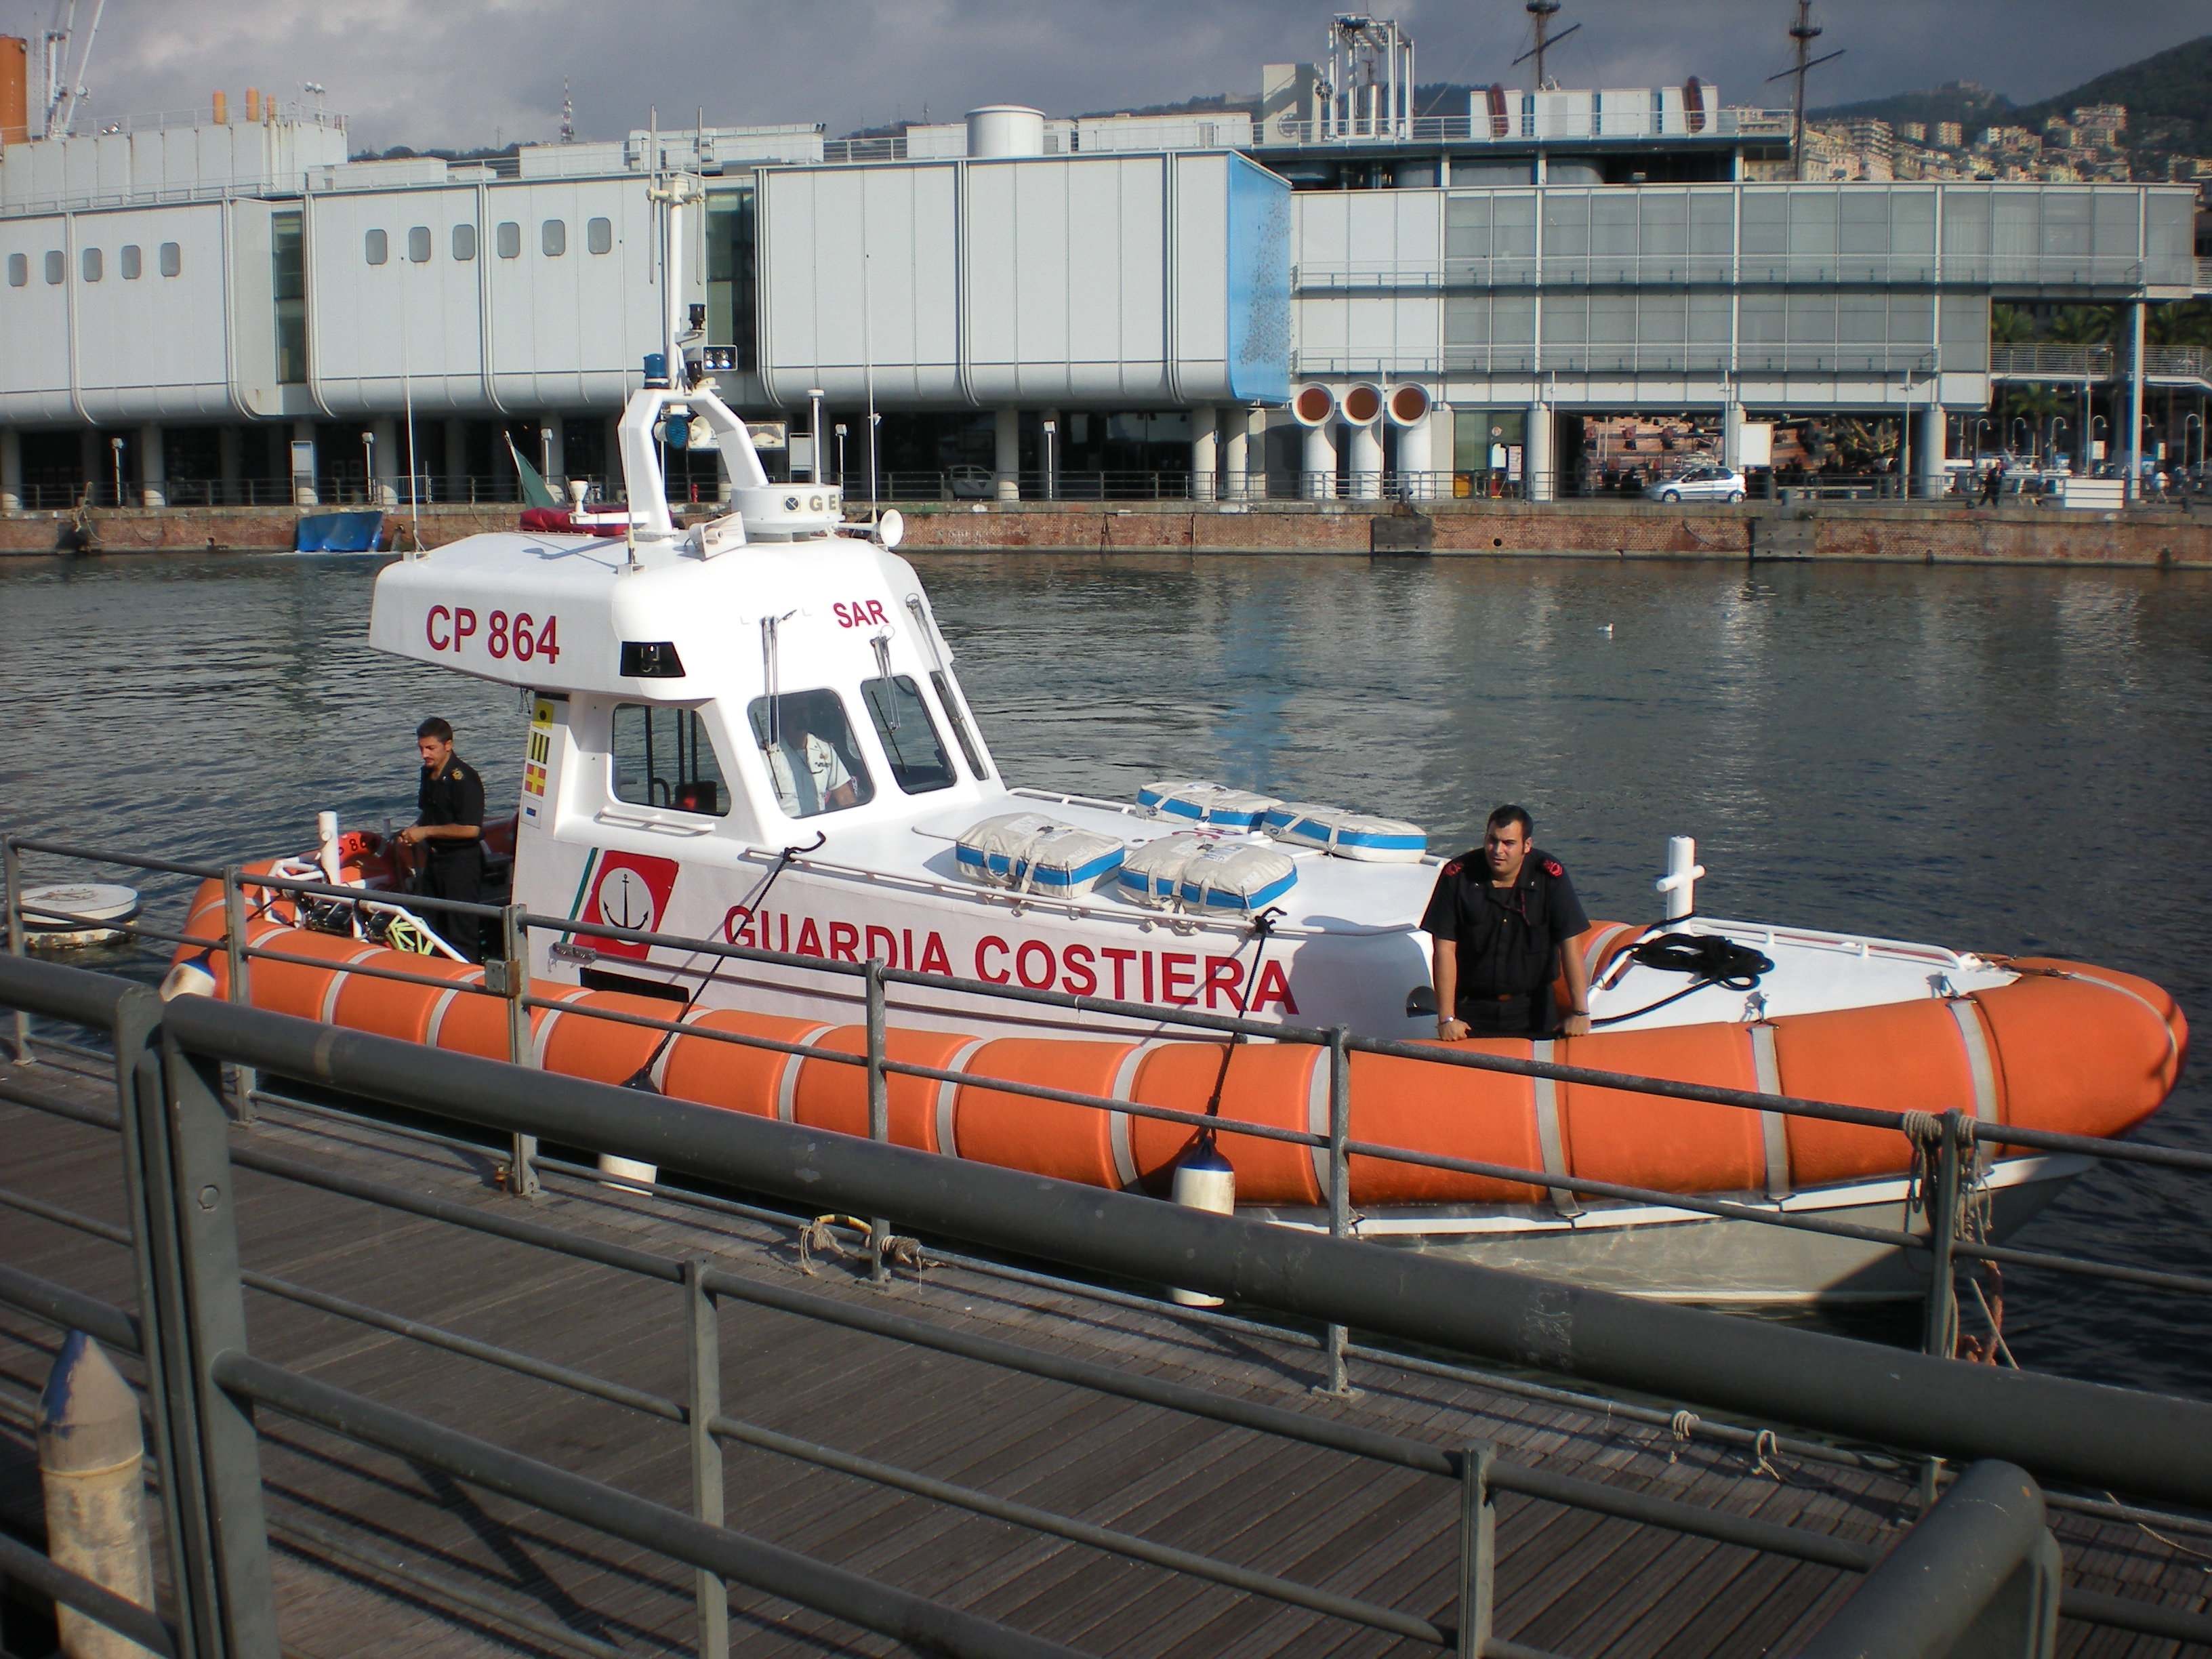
[176,870,2187,1207]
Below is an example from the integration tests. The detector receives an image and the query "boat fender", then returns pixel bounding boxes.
[1168,1138,1237,1308]
[160,952,218,1002]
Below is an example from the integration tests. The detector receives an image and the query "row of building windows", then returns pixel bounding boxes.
[364,218,615,266]
[6,243,183,287]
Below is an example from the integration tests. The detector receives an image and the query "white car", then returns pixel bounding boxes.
[1644,464,1746,504]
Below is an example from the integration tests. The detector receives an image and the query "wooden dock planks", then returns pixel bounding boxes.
[3,1046,2210,1658]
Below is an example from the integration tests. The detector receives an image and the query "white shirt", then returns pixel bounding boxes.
[765,731,852,817]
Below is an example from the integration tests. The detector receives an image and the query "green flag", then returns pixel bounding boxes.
[506,433,562,510]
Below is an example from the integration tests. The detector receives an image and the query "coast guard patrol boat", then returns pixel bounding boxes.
[236,177,2186,1303]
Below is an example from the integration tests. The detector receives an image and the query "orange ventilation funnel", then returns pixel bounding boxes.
[0,37,28,147]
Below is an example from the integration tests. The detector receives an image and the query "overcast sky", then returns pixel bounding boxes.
[22,0,2212,154]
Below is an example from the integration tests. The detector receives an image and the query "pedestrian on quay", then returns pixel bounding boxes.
[1979,457,2005,507]
[1423,805,1593,1041]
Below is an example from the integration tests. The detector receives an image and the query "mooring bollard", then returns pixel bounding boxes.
[39,1332,156,1658]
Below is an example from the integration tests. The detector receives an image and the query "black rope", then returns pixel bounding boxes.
[1590,931,1774,1029]
[623,831,827,1090]
[1197,905,1288,1145]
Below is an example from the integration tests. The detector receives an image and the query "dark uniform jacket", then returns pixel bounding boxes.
[1420,848,1591,1008]
[416,756,485,854]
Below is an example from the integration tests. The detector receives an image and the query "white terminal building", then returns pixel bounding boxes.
[0,14,2201,510]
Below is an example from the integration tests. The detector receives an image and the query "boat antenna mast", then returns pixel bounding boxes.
[40,0,107,140]
[1765,0,1845,182]
[1511,0,1579,91]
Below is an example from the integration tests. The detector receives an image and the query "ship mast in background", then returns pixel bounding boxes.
[39,0,106,139]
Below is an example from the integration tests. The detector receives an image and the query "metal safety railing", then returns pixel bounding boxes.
[9,830,2212,1408]
[4,955,2211,1658]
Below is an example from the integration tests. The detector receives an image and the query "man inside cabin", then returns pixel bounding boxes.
[1423,804,1593,1040]
[400,716,487,919]
[758,692,862,819]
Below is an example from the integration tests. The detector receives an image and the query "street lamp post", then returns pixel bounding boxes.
[1973,417,1991,467]
[834,423,847,487]
[108,435,123,506]
[361,430,375,504]
[1042,419,1057,501]
[2051,416,2069,472]
[806,388,825,484]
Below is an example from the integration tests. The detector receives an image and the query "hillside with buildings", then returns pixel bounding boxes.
[1799,35,2212,184]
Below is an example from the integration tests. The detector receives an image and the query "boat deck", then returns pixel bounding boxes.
[2,1044,2207,1658]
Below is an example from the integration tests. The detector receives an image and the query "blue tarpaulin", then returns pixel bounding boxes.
[295,511,384,552]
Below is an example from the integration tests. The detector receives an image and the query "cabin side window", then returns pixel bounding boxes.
[610,703,729,817]
[859,676,956,795]
[746,690,874,819]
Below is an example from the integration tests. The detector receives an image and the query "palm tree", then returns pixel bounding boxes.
[2047,306,2117,345]
[1990,304,2036,345]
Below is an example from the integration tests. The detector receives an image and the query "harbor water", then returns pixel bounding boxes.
[3,550,2208,1399]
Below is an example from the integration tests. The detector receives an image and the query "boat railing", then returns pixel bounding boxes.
[12,951,2201,1656]
[7,832,2211,1409]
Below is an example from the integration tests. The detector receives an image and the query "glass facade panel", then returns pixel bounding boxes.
[1492,197,1536,258]
[2041,190,2091,257]
[1939,294,1989,372]
[1542,193,1589,257]
[1444,195,1488,260]
[1689,192,1734,257]
[1788,190,1838,257]
[1630,291,1681,343]
[1739,192,1786,260]
[1687,292,1731,343]
[272,212,306,386]
[1590,195,1637,260]
[1541,293,1586,342]
[1639,191,1687,256]
[1891,190,1936,256]
[704,186,758,371]
[1837,293,1886,343]
[1838,190,1887,255]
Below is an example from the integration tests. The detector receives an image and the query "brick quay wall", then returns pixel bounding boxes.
[2,498,2207,567]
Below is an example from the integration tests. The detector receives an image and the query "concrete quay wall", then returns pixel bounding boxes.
[1,498,2207,567]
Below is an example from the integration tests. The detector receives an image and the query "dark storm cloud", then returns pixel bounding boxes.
[54,0,2212,152]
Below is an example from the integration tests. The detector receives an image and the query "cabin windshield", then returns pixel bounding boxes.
[748,690,875,819]
[612,704,729,817]
[860,676,957,794]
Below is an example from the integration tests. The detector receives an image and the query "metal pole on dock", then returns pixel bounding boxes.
[865,958,891,1286]
[500,905,540,1199]
[682,1259,729,1659]
[3,836,30,1063]
[38,1332,157,1659]
[220,867,257,1124]
[1320,1027,1355,1397]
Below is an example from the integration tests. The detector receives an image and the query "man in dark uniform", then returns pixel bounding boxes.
[400,717,486,928]
[1422,804,1593,1039]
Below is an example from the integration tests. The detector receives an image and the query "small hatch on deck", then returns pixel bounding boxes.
[619,641,686,678]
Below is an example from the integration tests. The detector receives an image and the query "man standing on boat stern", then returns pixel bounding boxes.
[1423,805,1593,1040]
[400,717,486,924]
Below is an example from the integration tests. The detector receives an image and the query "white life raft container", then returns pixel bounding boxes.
[955,813,1126,897]
[1135,780,1282,830]
[1265,802,1427,863]
[1118,834,1298,915]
